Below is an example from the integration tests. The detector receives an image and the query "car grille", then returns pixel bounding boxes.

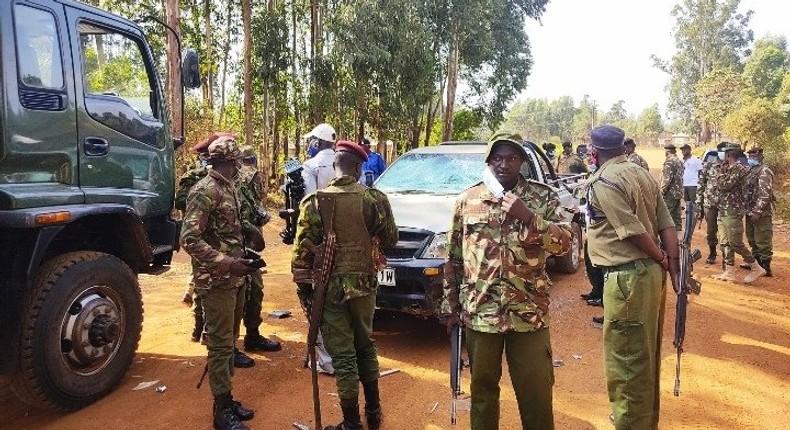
[382,229,430,260]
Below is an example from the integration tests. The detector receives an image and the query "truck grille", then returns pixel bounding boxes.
[382,229,430,260]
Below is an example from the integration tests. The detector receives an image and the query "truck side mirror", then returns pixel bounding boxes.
[181,49,201,89]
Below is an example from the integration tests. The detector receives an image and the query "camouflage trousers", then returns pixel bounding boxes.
[718,213,755,266]
[321,284,379,400]
[196,281,246,397]
[702,206,719,249]
[602,258,666,430]
[664,197,682,231]
[745,214,773,260]
[243,271,264,334]
[466,328,554,430]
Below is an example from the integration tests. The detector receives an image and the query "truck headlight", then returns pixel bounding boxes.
[421,233,447,259]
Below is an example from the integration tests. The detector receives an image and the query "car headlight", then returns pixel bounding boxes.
[420,233,448,259]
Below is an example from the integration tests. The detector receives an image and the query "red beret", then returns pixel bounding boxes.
[336,140,368,162]
[192,132,237,153]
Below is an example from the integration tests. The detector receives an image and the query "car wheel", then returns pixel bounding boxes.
[555,222,582,274]
[11,251,143,410]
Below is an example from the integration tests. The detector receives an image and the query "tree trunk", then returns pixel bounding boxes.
[202,0,214,112]
[442,34,459,142]
[242,0,253,147]
[291,0,300,158]
[165,0,182,138]
[218,0,232,128]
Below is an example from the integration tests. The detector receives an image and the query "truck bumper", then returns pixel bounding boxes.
[376,258,444,318]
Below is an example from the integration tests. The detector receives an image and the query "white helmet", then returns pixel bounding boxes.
[304,123,336,143]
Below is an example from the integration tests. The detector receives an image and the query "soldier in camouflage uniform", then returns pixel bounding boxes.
[442,133,572,430]
[744,146,774,276]
[180,136,259,430]
[624,138,650,171]
[556,140,588,174]
[585,125,679,430]
[712,143,766,283]
[661,144,684,230]
[291,141,398,430]
[236,146,282,352]
[696,144,726,264]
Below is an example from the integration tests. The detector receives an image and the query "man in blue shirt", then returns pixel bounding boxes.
[359,138,387,186]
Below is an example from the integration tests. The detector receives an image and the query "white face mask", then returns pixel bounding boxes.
[717,151,725,161]
[482,166,504,198]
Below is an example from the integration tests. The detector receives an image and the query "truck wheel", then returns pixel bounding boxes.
[555,222,582,274]
[11,251,143,410]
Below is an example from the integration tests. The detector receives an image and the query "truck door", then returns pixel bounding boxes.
[2,1,81,208]
[64,6,173,218]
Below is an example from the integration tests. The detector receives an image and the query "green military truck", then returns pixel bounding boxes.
[0,0,198,410]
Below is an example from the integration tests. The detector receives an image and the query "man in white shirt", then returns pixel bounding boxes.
[302,123,336,194]
[681,144,703,204]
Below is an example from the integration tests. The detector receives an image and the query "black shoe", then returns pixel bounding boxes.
[705,250,717,265]
[324,398,363,430]
[362,380,382,429]
[233,348,255,368]
[592,316,604,324]
[232,400,254,421]
[365,406,382,430]
[244,334,282,352]
[214,407,249,430]
[586,298,603,307]
[580,292,594,300]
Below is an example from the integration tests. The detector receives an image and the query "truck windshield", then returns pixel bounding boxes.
[376,152,485,195]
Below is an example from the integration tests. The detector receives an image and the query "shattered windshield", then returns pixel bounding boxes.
[376,152,485,195]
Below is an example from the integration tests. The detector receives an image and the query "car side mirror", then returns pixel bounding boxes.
[181,49,201,89]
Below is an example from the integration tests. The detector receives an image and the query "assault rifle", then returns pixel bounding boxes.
[449,323,463,425]
[301,194,337,430]
[279,158,306,244]
[674,201,702,396]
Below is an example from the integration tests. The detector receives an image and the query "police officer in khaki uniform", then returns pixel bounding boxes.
[181,136,259,430]
[585,125,679,430]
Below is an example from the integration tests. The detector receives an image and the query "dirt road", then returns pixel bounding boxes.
[2,214,789,430]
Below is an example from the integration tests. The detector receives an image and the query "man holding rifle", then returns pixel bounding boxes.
[291,141,397,430]
[442,133,572,430]
[584,125,679,430]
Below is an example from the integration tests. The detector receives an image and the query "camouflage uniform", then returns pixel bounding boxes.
[442,175,571,430]
[696,160,722,261]
[745,163,774,273]
[180,140,249,411]
[291,176,398,402]
[626,152,649,171]
[585,155,675,430]
[716,162,756,267]
[556,152,588,175]
[661,153,684,230]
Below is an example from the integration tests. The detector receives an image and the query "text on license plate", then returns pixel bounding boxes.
[378,268,396,286]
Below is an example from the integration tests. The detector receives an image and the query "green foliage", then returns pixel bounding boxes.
[635,104,665,143]
[743,36,789,100]
[722,96,786,152]
[452,109,485,140]
[695,68,745,132]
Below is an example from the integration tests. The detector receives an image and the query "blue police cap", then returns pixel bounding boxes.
[590,125,625,150]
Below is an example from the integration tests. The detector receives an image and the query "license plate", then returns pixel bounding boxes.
[377,268,396,286]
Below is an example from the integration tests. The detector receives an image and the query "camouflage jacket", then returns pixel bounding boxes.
[556,153,588,174]
[291,176,398,302]
[441,176,572,333]
[746,164,774,218]
[696,161,721,208]
[180,169,245,290]
[174,164,208,211]
[661,154,684,200]
[717,162,749,215]
[627,152,650,171]
[237,165,266,227]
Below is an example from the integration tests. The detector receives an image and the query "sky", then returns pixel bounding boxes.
[520,0,790,118]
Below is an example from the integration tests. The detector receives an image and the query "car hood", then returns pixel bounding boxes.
[385,193,456,234]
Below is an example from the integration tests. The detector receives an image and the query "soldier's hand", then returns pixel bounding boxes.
[229,258,258,276]
[443,314,462,335]
[503,192,535,225]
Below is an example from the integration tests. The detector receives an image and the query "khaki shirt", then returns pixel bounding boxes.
[586,155,674,267]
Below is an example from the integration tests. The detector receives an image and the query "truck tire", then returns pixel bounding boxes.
[555,222,582,274]
[10,251,143,410]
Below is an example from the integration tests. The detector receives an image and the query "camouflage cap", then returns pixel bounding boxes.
[485,132,528,162]
[746,146,763,154]
[205,136,241,162]
[664,143,677,151]
[240,145,256,159]
[723,142,743,152]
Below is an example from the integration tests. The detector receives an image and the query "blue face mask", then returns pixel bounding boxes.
[747,159,759,167]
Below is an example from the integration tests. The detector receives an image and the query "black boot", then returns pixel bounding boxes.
[191,313,205,342]
[760,257,773,277]
[213,393,250,430]
[233,347,255,368]
[231,399,255,421]
[323,397,362,430]
[705,246,717,265]
[362,380,382,429]
[244,328,282,352]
